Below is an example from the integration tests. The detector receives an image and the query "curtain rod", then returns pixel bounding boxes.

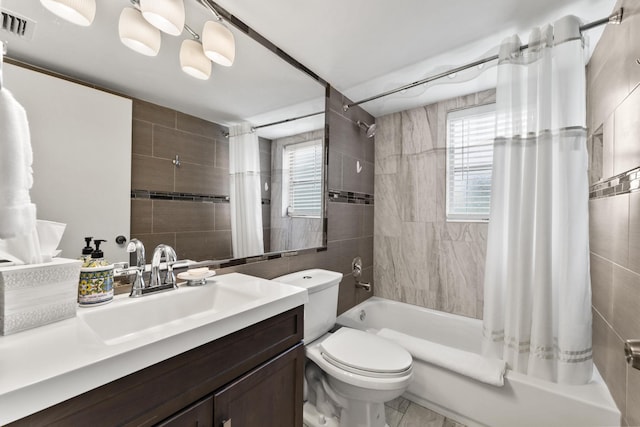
[343,8,623,111]
[224,110,324,137]
[253,110,324,130]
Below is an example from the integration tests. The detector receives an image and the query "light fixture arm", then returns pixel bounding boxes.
[184,24,200,40]
[195,0,224,21]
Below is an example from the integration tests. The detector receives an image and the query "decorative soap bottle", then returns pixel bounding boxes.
[78,239,114,306]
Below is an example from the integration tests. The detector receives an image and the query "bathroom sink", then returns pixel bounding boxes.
[80,277,278,345]
[0,272,308,425]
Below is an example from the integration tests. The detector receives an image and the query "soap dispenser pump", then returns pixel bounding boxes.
[91,239,107,261]
[81,237,93,262]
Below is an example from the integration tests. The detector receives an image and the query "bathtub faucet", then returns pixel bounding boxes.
[352,257,372,292]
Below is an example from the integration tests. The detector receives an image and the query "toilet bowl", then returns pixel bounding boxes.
[274,269,413,427]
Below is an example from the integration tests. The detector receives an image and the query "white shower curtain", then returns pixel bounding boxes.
[229,123,264,258]
[482,15,592,385]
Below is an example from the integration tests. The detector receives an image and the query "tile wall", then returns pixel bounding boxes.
[129,87,375,315]
[586,0,640,425]
[374,90,495,319]
[129,99,235,262]
[129,99,274,262]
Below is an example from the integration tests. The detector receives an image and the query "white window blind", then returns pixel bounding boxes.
[284,139,323,217]
[446,103,496,222]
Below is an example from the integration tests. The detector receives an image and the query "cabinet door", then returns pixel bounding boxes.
[213,343,304,427]
[157,396,213,427]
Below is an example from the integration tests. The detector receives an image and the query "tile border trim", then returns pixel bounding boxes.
[589,166,640,199]
[328,189,374,205]
[131,189,271,205]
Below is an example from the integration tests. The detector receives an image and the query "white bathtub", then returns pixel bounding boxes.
[336,297,620,427]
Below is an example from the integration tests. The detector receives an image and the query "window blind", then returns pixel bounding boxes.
[284,139,323,217]
[446,103,496,221]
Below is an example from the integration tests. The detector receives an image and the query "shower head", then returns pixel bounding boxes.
[357,121,376,138]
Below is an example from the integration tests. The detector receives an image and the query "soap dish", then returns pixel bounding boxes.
[177,269,216,286]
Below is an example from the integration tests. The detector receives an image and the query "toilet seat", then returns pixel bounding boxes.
[306,328,413,392]
[319,328,412,378]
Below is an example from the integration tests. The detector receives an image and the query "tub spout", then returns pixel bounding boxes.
[355,281,371,292]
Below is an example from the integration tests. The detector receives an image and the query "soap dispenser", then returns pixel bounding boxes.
[78,238,114,307]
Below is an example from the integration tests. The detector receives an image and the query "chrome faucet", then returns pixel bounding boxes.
[151,244,178,290]
[126,238,147,297]
[125,240,179,297]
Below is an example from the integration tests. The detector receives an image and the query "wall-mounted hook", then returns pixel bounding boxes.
[172,155,181,167]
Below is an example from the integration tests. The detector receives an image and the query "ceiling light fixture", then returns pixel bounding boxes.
[180,39,212,80]
[119,7,161,56]
[202,20,235,67]
[39,0,96,26]
[140,0,185,36]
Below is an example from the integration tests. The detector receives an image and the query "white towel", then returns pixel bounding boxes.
[377,328,507,387]
[0,87,37,240]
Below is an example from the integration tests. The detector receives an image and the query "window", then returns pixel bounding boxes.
[446,103,496,222]
[283,139,323,218]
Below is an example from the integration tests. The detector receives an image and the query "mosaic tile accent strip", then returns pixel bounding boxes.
[589,166,640,199]
[131,190,271,205]
[328,189,374,205]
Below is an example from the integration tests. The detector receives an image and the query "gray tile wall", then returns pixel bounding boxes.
[587,0,640,425]
[130,99,234,262]
[374,90,495,319]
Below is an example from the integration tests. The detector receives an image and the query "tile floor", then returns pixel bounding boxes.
[385,397,467,427]
[303,397,467,427]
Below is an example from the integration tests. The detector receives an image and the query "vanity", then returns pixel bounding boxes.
[0,273,308,426]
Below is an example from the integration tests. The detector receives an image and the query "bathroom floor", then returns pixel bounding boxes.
[303,397,467,427]
[385,397,467,427]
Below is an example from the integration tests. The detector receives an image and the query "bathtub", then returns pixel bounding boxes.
[336,297,620,427]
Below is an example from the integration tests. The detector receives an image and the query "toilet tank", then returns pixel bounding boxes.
[274,269,342,343]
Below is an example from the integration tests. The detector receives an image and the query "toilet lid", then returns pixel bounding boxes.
[319,328,412,377]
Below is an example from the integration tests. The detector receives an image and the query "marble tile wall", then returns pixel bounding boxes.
[374,90,495,319]
[586,0,640,425]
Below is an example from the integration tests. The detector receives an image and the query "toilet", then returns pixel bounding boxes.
[274,269,413,427]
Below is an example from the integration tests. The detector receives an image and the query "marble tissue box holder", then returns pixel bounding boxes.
[0,258,82,335]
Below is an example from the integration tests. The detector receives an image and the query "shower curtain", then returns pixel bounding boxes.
[229,123,264,258]
[482,15,592,385]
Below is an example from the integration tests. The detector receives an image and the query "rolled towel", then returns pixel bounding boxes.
[377,328,507,387]
[0,87,37,239]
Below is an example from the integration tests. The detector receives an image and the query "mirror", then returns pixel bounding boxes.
[1,0,327,263]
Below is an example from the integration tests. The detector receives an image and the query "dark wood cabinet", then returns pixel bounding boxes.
[213,345,304,427]
[9,306,304,427]
[157,396,213,427]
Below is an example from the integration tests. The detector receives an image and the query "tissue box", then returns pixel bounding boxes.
[0,258,81,335]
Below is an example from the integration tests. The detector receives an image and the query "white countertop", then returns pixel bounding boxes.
[0,273,308,425]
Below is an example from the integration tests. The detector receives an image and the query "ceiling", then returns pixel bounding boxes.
[0,0,617,130]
